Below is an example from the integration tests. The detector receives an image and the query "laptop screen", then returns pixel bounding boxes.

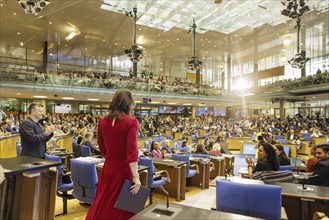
[283,146,290,157]
[242,144,256,155]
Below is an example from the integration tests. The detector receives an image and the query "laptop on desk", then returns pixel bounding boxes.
[242,144,256,156]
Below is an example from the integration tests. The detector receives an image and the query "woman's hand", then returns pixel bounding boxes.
[245,156,254,167]
[130,177,141,195]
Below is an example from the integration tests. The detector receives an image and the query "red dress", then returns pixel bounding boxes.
[86,115,139,220]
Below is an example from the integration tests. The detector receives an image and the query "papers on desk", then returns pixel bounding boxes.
[163,159,174,162]
[75,157,104,163]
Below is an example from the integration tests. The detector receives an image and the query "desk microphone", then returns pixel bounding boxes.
[300,174,318,190]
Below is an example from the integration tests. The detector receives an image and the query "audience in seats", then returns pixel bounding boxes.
[307,144,329,186]
[194,143,208,154]
[150,141,164,159]
[302,144,318,172]
[209,143,221,156]
[181,140,192,155]
[246,143,279,176]
[161,140,173,154]
[273,144,291,166]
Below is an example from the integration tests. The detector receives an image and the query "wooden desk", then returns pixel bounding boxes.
[0,156,60,220]
[190,158,210,189]
[271,182,329,220]
[0,134,20,158]
[55,135,74,152]
[209,156,224,179]
[131,201,261,220]
[226,137,253,153]
[312,137,328,146]
[153,158,186,201]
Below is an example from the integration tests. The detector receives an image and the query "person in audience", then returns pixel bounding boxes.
[302,144,318,172]
[194,143,208,154]
[246,143,279,176]
[161,140,173,154]
[181,140,192,155]
[204,138,211,151]
[274,144,291,166]
[19,104,56,159]
[77,129,86,144]
[86,89,140,220]
[81,132,100,155]
[310,128,323,138]
[265,133,277,145]
[209,143,221,155]
[150,141,164,158]
[307,144,329,186]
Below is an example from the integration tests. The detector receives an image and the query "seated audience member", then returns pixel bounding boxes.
[307,144,329,186]
[194,143,208,154]
[204,138,212,151]
[310,128,323,138]
[209,143,221,156]
[274,144,291,166]
[292,135,302,150]
[77,129,87,144]
[81,132,99,155]
[246,143,279,176]
[161,140,173,154]
[265,133,277,145]
[150,141,164,159]
[181,140,192,155]
[302,144,318,172]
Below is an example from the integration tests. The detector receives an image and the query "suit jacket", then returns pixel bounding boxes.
[20,117,53,159]
[307,159,329,186]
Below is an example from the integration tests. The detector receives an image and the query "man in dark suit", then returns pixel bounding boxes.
[20,104,56,159]
[307,144,329,186]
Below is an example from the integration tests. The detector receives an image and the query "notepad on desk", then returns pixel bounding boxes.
[115,179,150,213]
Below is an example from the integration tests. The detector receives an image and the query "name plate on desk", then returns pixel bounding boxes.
[22,172,40,178]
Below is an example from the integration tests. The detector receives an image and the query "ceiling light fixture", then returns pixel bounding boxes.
[124,6,145,77]
[62,97,74,100]
[88,98,99,101]
[17,0,50,15]
[65,30,81,41]
[187,18,203,84]
[33,95,47,98]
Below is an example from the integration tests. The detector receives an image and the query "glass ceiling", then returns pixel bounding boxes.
[101,0,328,34]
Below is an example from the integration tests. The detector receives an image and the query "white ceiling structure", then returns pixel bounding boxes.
[0,0,328,105]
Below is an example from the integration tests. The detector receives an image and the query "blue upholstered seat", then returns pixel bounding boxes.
[274,135,283,140]
[192,153,209,159]
[80,145,92,157]
[279,165,293,171]
[44,154,74,216]
[16,141,22,156]
[216,180,282,220]
[172,154,197,178]
[278,139,288,144]
[302,133,312,141]
[70,159,98,204]
[138,157,169,205]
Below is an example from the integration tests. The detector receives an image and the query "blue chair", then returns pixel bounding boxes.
[44,154,74,216]
[70,159,98,204]
[81,145,92,157]
[138,157,170,205]
[174,141,182,151]
[172,154,199,178]
[216,179,282,220]
[279,165,293,171]
[166,135,172,140]
[16,141,22,156]
[275,135,283,140]
[278,139,288,144]
[302,133,312,141]
[192,153,209,159]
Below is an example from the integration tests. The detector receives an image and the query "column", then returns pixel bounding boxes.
[227,54,232,91]
[280,99,284,120]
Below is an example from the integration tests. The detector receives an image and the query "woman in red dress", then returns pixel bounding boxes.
[86,89,141,220]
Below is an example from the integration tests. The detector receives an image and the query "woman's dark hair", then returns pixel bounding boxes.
[150,141,157,152]
[195,143,207,153]
[260,143,279,171]
[107,89,135,119]
[275,144,289,158]
[182,140,187,147]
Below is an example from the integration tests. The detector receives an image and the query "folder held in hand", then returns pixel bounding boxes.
[115,179,150,213]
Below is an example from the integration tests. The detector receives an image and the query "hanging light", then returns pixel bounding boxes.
[17,0,50,15]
